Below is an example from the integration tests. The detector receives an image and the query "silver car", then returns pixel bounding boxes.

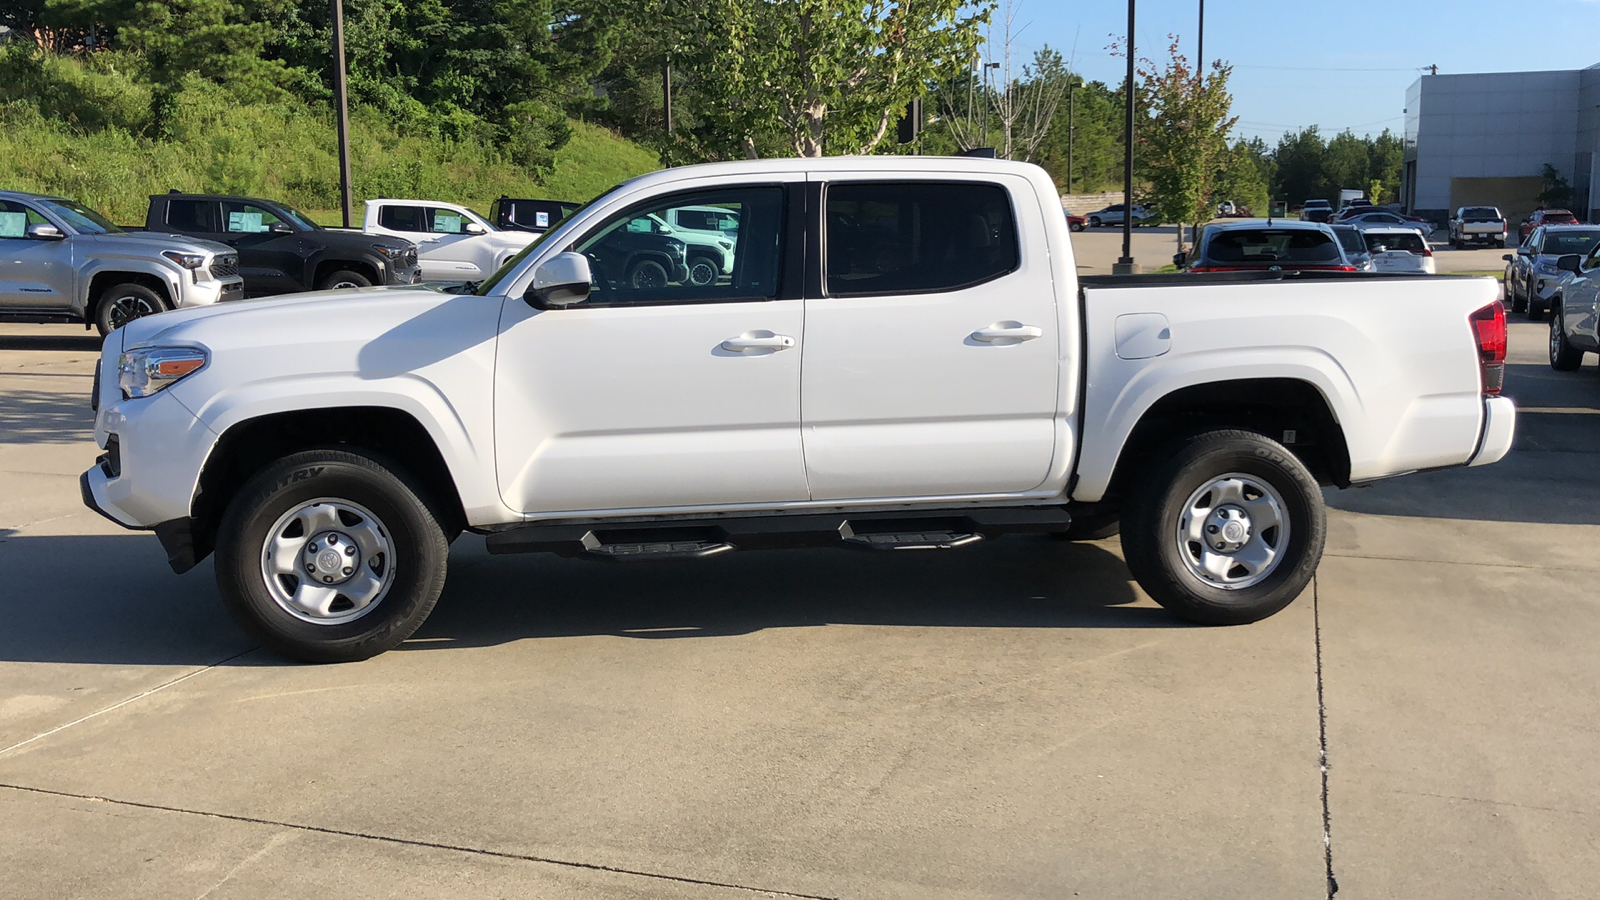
[1331,224,1375,272]
[1505,225,1600,320]
[0,190,243,334]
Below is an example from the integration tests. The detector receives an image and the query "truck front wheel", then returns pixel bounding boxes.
[94,283,167,336]
[214,449,450,663]
[1121,430,1326,625]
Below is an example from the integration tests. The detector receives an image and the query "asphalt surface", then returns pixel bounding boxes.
[1,304,1596,898]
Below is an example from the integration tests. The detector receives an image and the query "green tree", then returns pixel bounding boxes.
[1133,38,1237,247]
[1366,128,1402,203]
[1537,163,1571,206]
[1214,137,1271,216]
[1271,126,1327,205]
[1322,129,1369,201]
[673,0,991,158]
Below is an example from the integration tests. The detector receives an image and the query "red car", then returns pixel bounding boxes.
[1067,212,1086,232]
[1520,208,1580,242]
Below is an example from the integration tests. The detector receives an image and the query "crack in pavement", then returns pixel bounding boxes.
[1315,577,1338,898]
[0,782,833,899]
[1393,789,1593,817]
[1323,551,1600,573]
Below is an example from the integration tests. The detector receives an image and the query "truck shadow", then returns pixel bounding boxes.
[1324,362,1600,526]
[0,385,95,445]
[0,532,1171,666]
[0,334,103,352]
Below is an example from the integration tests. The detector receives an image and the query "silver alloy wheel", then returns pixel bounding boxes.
[260,498,395,625]
[106,295,158,329]
[331,279,364,290]
[1175,473,1290,590]
[688,259,717,287]
[1551,313,1562,363]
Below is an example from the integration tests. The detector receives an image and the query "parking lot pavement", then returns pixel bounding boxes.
[1,319,1596,898]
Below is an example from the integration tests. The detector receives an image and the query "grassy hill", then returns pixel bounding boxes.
[0,48,661,224]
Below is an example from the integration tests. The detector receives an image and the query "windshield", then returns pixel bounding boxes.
[270,203,320,230]
[1462,207,1499,219]
[1331,227,1366,254]
[1206,229,1340,263]
[475,191,609,296]
[36,199,121,235]
[1542,230,1600,256]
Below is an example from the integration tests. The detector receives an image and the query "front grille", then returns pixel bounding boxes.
[100,435,121,478]
[403,248,418,267]
[210,254,239,278]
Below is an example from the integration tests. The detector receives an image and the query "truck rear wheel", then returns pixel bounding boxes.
[94,283,167,336]
[317,269,372,291]
[1121,430,1325,625]
[214,449,449,663]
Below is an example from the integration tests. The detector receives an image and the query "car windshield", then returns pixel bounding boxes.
[1206,229,1340,263]
[1365,232,1426,253]
[1304,200,1330,208]
[1462,207,1498,219]
[35,198,121,235]
[475,191,608,296]
[269,203,320,230]
[1331,227,1367,254]
[1542,231,1600,255]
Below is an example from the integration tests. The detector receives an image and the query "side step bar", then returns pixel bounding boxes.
[484,506,1073,561]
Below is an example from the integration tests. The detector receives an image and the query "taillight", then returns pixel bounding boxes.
[1411,247,1433,257]
[1469,301,1506,395]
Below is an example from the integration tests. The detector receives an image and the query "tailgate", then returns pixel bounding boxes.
[1071,274,1501,501]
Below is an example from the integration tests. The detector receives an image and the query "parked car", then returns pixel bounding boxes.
[1449,206,1507,249]
[1334,205,1432,227]
[1215,200,1251,218]
[0,190,242,334]
[1338,190,1368,210]
[489,196,581,234]
[1183,220,1358,273]
[363,199,537,283]
[146,193,420,296]
[1506,226,1600,319]
[578,210,690,290]
[650,206,739,286]
[1548,242,1600,371]
[1299,199,1333,223]
[1519,208,1581,242]
[1361,227,1436,274]
[1084,203,1154,227]
[1330,224,1375,272]
[1066,212,1087,232]
[1342,210,1429,237]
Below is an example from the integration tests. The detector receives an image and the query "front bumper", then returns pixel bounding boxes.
[175,276,246,309]
[1468,396,1516,467]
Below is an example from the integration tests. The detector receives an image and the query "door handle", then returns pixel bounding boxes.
[720,331,795,353]
[970,323,1043,343]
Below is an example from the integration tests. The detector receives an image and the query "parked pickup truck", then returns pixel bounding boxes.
[361,199,537,283]
[82,158,1516,663]
[1,190,242,334]
[489,196,581,234]
[1449,206,1507,249]
[145,193,420,296]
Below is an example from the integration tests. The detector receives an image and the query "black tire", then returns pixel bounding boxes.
[1550,310,1583,371]
[628,259,669,290]
[1121,430,1325,626]
[1525,296,1545,320]
[94,282,167,336]
[317,269,373,291]
[1070,221,1085,233]
[686,255,719,287]
[1496,239,1506,249]
[1088,216,1102,228]
[1510,286,1527,314]
[214,449,450,663]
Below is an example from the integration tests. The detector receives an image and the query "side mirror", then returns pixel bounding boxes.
[269,222,294,234]
[464,222,486,235]
[26,223,64,240]
[526,251,592,308]
[1502,254,1513,262]
[1556,254,1581,273]
[1171,250,1188,268]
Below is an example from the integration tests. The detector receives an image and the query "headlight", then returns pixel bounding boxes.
[162,250,206,269]
[118,346,208,399]
[1535,260,1560,275]
[718,239,734,250]
[372,243,409,259]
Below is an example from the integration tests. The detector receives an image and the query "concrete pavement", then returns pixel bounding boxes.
[0,317,1596,898]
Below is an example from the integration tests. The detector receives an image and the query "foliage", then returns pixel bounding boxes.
[1537,163,1571,207]
[671,0,991,158]
[1130,38,1237,241]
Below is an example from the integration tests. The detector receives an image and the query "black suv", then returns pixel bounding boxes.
[145,193,420,296]
[489,196,581,234]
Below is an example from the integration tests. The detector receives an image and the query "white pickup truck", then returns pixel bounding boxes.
[81,158,1516,662]
[361,199,536,283]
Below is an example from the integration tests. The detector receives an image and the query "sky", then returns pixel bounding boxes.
[999,0,1600,144]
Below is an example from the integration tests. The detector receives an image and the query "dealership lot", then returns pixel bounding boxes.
[1,311,1596,898]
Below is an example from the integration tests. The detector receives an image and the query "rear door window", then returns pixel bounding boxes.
[166,199,216,232]
[824,181,1019,296]
[378,205,430,232]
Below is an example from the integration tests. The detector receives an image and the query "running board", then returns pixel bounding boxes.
[484,506,1072,561]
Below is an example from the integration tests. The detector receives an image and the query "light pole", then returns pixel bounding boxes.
[1113,0,1138,274]
[1067,79,1083,193]
[1197,0,1204,77]
[982,61,1001,151]
[331,0,354,228]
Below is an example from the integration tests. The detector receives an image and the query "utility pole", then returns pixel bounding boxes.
[1067,80,1083,193]
[1114,0,1138,274]
[331,0,354,228]
[662,57,673,135]
[1197,0,1204,78]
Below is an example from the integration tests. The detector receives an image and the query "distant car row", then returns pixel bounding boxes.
[1177,220,1435,275]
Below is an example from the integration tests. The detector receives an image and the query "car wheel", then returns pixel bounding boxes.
[317,269,373,291]
[1070,221,1085,233]
[1525,297,1545,321]
[1088,216,1102,228]
[1550,309,1583,371]
[214,449,450,663]
[1121,429,1325,626]
[94,283,167,336]
[1509,285,1527,314]
[1496,239,1506,249]
[686,255,719,288]
[628,259,669,290]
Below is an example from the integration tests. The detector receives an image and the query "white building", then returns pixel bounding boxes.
[1402,63,1600,227]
